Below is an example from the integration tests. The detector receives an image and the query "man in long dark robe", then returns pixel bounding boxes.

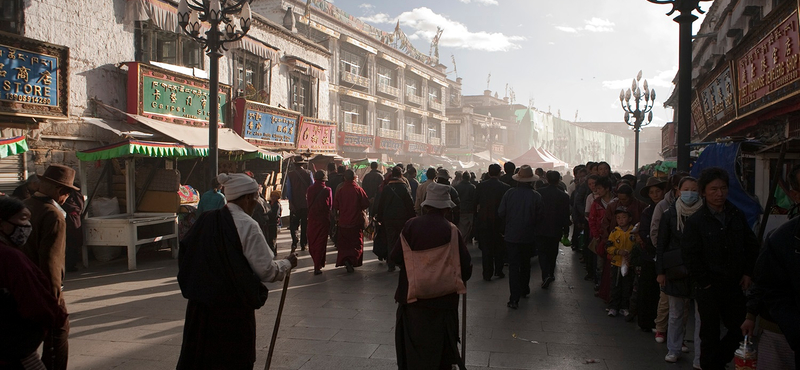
[285,159,313,252]
[391,182,472,370]
[334,170,370,273]
[306,170,332,275]
[474,164,510,280]
[375,167,415,272]
[177,173,296,370]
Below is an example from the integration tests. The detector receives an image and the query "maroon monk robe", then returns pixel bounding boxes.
[306,181,332,271]
[334,180,370,267]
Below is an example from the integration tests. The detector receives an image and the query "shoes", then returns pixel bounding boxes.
[655,332,666,343]
[300,244,307,251]
[495,272,505,279]
[693,365,702,370]
[378,257,384,262]
[313,269,322,275]
[541,276,554,289]
[483,277,493,281]
[607,309,617,317]
[345,260,354,273]
[664,353,679,363]
[619,309,630,317]
[291,244,297,253]
[388,265,396,272]
[522,288,530,298]
[682,341,690,353]
[583,274,594,281]
[507,301,519,309]
[594,284,600,292]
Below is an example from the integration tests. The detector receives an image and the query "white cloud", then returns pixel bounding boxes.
[602,66,678,90]
[359,3,373,9]
[555,18,615,33]
[458,0,499,5]
[548,41,555,45]
[360,7,524,52]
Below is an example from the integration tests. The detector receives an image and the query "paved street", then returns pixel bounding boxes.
[64,229,699,370]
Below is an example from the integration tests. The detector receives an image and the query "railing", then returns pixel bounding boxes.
[340,71,370,89]
[405,93,423,106]
[428,136,441,146]
[377,127,402,139]
[342,122,370,134]
[428,100,444,112]
[406,132,426,143]
[377,84,400,97]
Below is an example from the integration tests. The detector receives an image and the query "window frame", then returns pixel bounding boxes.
[341,101,364,125]
[0,0,24,34]
[340,48,366,76]
[446,124,460,147]
[405,116,421,134]
[289,72,315,117]
[376,64,396,88]
[135,21,205,70]
[406,78,420,97]
[233,50,270,104]
[376,109,396,130]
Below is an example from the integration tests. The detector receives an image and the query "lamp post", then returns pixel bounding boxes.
[177,0,252,183]
[619,70,655,174]
[480,113,498,163]
[647,0,712,172]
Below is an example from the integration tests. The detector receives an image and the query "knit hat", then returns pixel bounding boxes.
[218,173,258,201]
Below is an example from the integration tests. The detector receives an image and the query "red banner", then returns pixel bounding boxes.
[296,117,337,153]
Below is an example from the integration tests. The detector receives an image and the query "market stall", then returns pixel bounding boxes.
[0,136,29,195]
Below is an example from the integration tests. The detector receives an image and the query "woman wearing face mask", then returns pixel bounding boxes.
[0,196,68,369]
[656,177,703,369]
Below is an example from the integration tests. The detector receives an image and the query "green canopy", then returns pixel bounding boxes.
[0,136,28,158]
[76,140,207,161]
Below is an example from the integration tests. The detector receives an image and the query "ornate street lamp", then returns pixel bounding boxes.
[480,113,499,163]
[619,70,655,174]
[647,0,712,172]
[177,0,252,182]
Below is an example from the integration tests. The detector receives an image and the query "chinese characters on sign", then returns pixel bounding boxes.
[691,96,708,138]
[142,75,228,124]
[377,137,403,151]
[339,132,374,147]
[0,45,58,107]
[406,141,427,153]
[736,11,800,115]
[699,65,736,135]
[243,104,298,147]
[297,117,337,153]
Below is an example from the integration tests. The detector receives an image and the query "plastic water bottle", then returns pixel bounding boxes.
[734,335,757,370]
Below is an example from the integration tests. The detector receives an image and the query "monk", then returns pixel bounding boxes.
[334,170,370,273]
[306,170,332,275]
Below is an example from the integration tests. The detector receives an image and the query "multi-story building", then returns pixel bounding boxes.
[253,0,449,164]
[0,0,332,193]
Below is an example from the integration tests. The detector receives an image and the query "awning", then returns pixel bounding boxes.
[229,37,281,62]
[284,56,326,80]
[76,139,205,161]
[0,136,28,158]
[81,117,154,138]
[125,113,263,154]
[126,0,179,32]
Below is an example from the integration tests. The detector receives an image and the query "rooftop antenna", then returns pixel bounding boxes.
[574,110,579,122]
[486,73,491,91]
[448,54,459,78]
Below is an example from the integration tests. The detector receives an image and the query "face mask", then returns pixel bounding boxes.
[5,222,32,246]
[680,191,700,205]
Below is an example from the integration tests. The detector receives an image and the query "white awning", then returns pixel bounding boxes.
[126,0,179,32]
[81,117,154,139]
[229,37,281,62]
[126,113,262,154]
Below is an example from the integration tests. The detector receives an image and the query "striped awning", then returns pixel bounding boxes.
[229,37,281,62]
[284,56,326,80]
[0,136,28,159]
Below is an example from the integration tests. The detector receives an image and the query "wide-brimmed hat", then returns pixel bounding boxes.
[421,182,456,209]
[639,177,667,198]
[437,168,451,179]
[512,165,536,183]
[40,165,79,191]
[314,170,328,182]
[293,156,308,165]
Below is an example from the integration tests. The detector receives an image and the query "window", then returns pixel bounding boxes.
[0,0,23,34]
[234,51,269,103]
[429,87,442,103]
[340,49,365,76]
[342,101,363,125]
[290,73,313,116]
[406,78,419,96]
[446,124,460,147]
[135,21,204,69]
[376,110,395,130]
[405,116,421,134]
[377,64,395,88]
[429,123,441,138]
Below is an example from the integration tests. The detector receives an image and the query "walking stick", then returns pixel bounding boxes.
[461,291,467,364]
[264,269,291,370]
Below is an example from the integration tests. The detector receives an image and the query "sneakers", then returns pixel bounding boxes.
[619,309,630,317]
[507,301,519,309]
[655,332,666,343]
[664,353,679,363]
[607,309,618,317]
[682,341,690,353]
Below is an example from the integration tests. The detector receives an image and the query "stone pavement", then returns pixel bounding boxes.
[64,229,700,370]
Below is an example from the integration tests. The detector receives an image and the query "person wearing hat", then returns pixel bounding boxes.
[390,181,472,370]
[305,170,333,275]
[631,176,667,329]
[21,164,80,369]
[285,157,314,252]
[498,165,544,309]
[374,167,415,272]
[606,206,637,317]
[418,168,461,224]
[177,173,297,369]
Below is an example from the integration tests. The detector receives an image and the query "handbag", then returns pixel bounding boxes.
[661,248,689,280]
[401,224,466,303]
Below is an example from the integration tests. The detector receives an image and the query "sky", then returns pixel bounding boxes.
[329,0,710,126]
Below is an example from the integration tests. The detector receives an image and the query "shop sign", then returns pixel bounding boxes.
[0,33,68,119]
[699,65,736,134]
[691,95,708,138]
[736,11,800,116]
[339,131,373,147]
[128,62,230,126]
[407,141,427,153]
[297,117,337,153]
[492,144,504,156]
[377,137,403,151]
[233,98,299,148]
[428,144,445,155]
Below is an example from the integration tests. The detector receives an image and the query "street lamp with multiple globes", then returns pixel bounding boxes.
[619,70,655,174]
[479,113,499,163]
[177,0,253,183]
[647,0,713,172]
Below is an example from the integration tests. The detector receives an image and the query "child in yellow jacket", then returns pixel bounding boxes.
[606,207,636,318]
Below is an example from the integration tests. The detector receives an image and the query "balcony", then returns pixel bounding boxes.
[377,83,400,98]
[428,136,441,146]
[405,93,423,106]
[342,122,370,135]
[406,132,426,143]
[341,71,370,89]
[378,127,402,139]
[428,99,444,112]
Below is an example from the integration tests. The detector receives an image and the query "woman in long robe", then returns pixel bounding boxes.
[306,171,332,275]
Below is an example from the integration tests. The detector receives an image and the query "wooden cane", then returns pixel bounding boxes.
[264,269,291,370]
[461,291,467,364]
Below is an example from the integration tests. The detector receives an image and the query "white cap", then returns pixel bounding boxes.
[218,173,258,201]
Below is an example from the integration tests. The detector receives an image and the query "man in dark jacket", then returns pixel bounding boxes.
[535,171,571,289]
[374,167,416,272]
[361,162,384,202]
[682,167,759,370]
[285,159,314,252]
[500,161,518,188]
[498,165,543,309]
[454,172,476,243]
[475,164,511,281]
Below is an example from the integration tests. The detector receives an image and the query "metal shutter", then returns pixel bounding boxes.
[0,155,23,195]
